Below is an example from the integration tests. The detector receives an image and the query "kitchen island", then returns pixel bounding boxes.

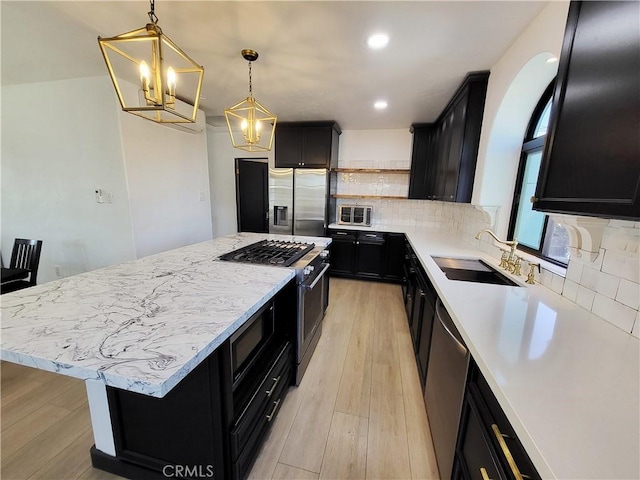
[1,232,330,479]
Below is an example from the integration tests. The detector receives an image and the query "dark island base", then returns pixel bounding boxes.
[90,279,299,480]
[91,446,224,479]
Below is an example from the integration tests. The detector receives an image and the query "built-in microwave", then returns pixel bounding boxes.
[338,205,372,226]
[230,301,275,386]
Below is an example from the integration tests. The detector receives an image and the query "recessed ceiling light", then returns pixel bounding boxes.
[546,56,558,63]
[367,33,389,50]
[374,100,388,110]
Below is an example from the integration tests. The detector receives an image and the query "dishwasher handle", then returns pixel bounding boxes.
[435,298,467,356]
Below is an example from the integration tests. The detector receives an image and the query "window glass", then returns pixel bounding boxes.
[509,80,569,267]
[542,218,570,264]
[513,150,546,249]
[533,99,552,138]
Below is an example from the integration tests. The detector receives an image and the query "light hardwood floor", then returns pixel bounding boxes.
[1,279,439,480]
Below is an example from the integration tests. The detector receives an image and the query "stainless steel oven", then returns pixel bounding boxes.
[296,257,330,384]
[218,239,330,385]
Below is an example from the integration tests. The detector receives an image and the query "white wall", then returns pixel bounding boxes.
[207,125,273,238]
[472,1,570,237]
[1,75,213,283]
[119,106,212,258]
[1,76,137,283]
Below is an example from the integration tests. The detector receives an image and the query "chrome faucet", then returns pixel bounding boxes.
[475,229,519,271]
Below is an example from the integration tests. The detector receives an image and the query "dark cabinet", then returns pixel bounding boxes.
[354,232,386,278]
[407,249,436,375]
[409,72,489,203]
[385,233,406,281]
[329,231,356,275]
[329,229,406,283]
[454,393,506,480]
[404,255,417,322]
[534,1,640,220]
[454,362,541,480]
[415,274,436,386]
[408,124,437,199]
[104,352,226,479]
[275,122,341,169]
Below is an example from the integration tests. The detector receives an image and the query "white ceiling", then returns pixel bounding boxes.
[1,1,549,129]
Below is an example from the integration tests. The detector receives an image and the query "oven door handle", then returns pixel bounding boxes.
[303,263,330,291]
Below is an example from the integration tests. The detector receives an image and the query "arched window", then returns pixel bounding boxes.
[508,81,569,266]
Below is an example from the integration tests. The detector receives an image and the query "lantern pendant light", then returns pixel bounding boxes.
[224,49,277,152]
[98,0,204,124]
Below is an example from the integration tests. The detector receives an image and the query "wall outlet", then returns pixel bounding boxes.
[95,189,113,204]
[199,192,206,201]
[54,265,62,277]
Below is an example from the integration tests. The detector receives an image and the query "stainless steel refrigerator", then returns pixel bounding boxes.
[269,168,329,236]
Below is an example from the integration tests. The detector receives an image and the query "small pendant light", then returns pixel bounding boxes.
[224,49,277,152]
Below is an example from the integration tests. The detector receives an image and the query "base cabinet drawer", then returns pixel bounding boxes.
[230,342,292,459]
[454,394,506,480]
[455,362,541,480]
[231,363,291,480]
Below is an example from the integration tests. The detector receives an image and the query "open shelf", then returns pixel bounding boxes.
[331,168,410,174]
[332,194,408,200]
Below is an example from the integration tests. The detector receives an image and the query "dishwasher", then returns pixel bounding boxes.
[424,298,470,479]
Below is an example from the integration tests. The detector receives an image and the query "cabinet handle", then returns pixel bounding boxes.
[356,241,359,245]
[420,291,426,298]
[491,424,524,480]
[530,196,538,203]
[480,468,492,480]
[266,375,281,397]
[365,234,377,238]
[335,232,347,235]
[266,399,281,422]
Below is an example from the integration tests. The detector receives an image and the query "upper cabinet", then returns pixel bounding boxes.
[533,1,640,220]
[409,72,489,203]
[275,122,341,169]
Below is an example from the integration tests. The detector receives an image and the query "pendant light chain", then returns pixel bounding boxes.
[248,61,253,98]
[148,0,158,24]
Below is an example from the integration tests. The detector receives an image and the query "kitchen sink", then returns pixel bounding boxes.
[431,256,520,287]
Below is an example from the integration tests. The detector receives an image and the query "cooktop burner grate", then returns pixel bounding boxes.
[218,240,315,267]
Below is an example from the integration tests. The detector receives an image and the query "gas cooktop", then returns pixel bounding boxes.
[218,240,315,267]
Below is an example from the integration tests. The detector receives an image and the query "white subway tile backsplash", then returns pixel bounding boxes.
[562,279,579,302]
[602,249,640,284]
[580,266,599,290]
[540,268,553,288]
[550,274,564,294]
[576,286,596,311]
[597,271,620,299]
[632,312,640,339]
[565,261,583,283]
[616,279,640,310]
[592,294,637,333]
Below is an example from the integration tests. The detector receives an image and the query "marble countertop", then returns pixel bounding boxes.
[0,233,330,398]
[401,230,637,480]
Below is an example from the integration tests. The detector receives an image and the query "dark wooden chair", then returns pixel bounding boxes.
[1,238,43,294]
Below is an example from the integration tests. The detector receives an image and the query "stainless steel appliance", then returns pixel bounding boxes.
[425,298,470,478]
[268,168,329,236]
[228,301,275,385]
[338,204,372,226]
[218,239,330,384]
